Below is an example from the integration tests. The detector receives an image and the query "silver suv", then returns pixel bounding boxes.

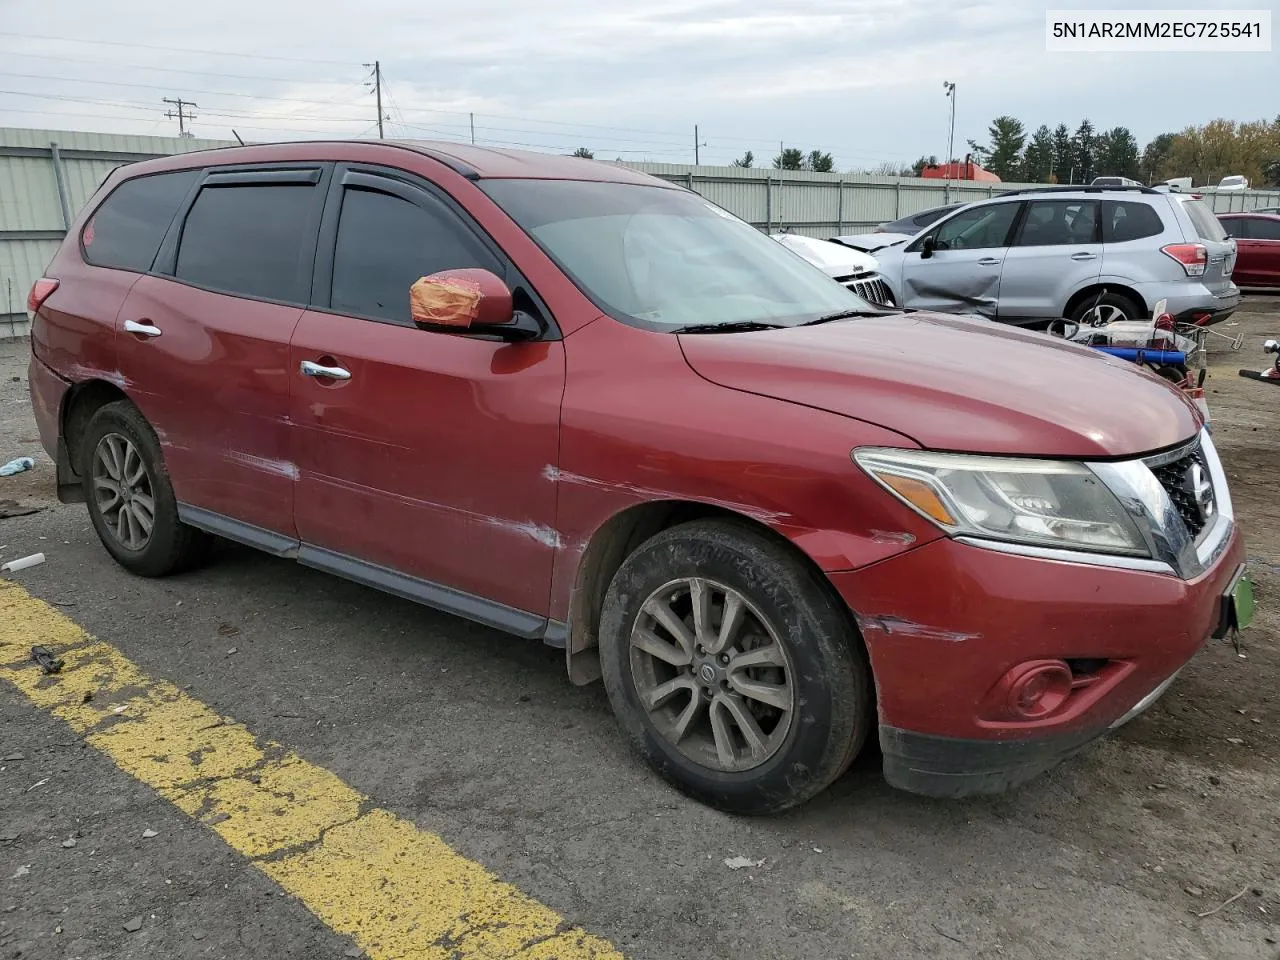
[873,186,1240,326]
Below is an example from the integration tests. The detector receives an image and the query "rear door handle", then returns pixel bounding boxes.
[124,319,162,338]
[1070,252,1098,261]
[977,257,1001,266]
[300,360,351,381]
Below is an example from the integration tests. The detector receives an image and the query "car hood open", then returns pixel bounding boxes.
[678,312,1201,458]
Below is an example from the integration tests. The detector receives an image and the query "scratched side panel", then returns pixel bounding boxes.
[116,276,302,536]
[547,320,942,623]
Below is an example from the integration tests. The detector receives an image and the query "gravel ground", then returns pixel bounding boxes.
[1,298,1278,960]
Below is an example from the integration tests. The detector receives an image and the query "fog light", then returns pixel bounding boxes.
[1005,661,1073,720]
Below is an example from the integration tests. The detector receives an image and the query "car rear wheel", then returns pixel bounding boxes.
[599,519,871,814]
[1070,291,1142,327]
[81,401,211,577]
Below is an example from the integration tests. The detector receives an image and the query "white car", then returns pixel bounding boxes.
[1217,175,1249,191]
[770,233,895,306]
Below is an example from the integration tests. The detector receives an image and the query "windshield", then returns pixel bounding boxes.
[480,179,872,330]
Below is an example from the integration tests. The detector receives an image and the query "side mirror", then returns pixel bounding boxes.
[920,236,936,259]
[410,268,513,329]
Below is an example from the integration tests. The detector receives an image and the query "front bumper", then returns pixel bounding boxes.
[830,525,1246,797]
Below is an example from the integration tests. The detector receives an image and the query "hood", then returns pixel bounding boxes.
[829,233,913,254]
[771,234,879,278]
[678,312,1201,458]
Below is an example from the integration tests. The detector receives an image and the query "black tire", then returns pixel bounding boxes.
[80,400,211,577]
[1068,291,1142,327]
[599,519,872,815]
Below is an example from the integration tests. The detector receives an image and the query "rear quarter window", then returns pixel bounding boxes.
[1180,199,1228,242]
[1101,200,1165,243]
[82,170,199,272]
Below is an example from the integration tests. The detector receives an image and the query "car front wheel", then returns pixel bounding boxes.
[599,520,872,814]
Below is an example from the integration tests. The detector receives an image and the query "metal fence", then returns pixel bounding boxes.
[3,127,1280,339]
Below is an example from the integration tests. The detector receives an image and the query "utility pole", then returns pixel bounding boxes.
[363,61,385,139]
[162,97,197,138]
[470,112,475,145]
[943,81,956,202]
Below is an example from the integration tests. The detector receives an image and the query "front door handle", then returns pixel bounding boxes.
[1070,252,1098,261]
[977,257,1002,266]
[300,359,351,381]
[124,319,162,338]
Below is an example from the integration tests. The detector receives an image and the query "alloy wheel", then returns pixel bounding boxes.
[1082,303,1129,326]
[629,577,795,772]
[92,432,155,551]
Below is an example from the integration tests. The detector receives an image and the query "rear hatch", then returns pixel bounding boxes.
[1178,197,1236,291]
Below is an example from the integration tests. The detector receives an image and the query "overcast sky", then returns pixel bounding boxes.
[0,0,1274,169]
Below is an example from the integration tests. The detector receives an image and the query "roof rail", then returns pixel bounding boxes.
[999,185,1160,196]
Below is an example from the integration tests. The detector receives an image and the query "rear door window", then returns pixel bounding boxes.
[1251,218,1280,241]
[1180,199,1229,242]
[1101,200,1165,243]
[82,170,199,272]
[174,183,318,302]
[329,185,501,323]
[1015,200,1099,246]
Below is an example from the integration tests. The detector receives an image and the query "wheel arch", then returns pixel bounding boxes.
[563,499,863,687]
[56,378,131,502]
[1063,283,1147,321]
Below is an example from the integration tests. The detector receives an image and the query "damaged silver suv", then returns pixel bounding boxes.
[872,186,1240,327]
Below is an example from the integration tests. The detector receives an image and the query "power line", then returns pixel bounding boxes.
[0,31,351,66]
[162,96,197,137]
[0,48,351,86]
[0,71,370,107]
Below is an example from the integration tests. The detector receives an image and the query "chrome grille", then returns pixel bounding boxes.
[1147,443,1214,539]
[836,272,893,307]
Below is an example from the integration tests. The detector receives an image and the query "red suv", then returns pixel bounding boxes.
[26,142,1251,813]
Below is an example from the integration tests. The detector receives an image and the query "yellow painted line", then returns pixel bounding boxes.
[0,582,623,960]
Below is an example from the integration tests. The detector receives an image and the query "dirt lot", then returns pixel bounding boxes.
[1,300,1278,960]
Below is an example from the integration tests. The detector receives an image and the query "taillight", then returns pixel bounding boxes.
[26,278,59,314]
[1161,243,1207,276]
[1154,312,1176,332]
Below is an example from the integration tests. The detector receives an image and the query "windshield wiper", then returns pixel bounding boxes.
[673,320,788,334]
[799,308,892,326]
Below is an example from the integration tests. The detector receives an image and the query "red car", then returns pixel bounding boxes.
[26,142,1251,813]
[1218,213,1280,287]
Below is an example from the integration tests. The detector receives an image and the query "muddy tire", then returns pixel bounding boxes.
[599,519,872,814]
[80,401,211,577]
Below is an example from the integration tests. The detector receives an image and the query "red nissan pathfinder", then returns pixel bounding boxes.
[26,142,1252,813]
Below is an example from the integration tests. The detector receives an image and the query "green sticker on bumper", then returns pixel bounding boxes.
[1233,574,1255,631]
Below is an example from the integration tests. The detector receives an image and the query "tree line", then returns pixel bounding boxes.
[576,115,1280,186]
[951,115,1280,186]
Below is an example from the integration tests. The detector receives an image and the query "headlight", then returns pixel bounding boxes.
[853,448,1148,556]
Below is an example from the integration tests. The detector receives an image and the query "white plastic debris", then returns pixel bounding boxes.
[0,457,34,477]
[723,856,765,870]
[1,552,45,573]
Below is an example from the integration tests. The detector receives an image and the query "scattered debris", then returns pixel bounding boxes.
[9,865,30,879]
[111,706,127,715]
[225,647,238,656]
[1197,885,1251,918]
[26,778,48,792]
[932,924,964,946]
[0,457,34,477]
[1209,775,1222,786]
[2,753,24,761]
[1,552,45,573]
[1032,881,1049,890]
[723,856,765,870]
[1185,885,1204,897]
[30,645,64,675]
[205,812,230,826]
[122,916,143,932]
[0,500,42,520]
[141,829,159,839]
[192,930,206,941]
[217,623,241,637]
[812,847,823,854]
[61,838,77,849]
[81,690,93,703]
[1226,737,1246,745]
